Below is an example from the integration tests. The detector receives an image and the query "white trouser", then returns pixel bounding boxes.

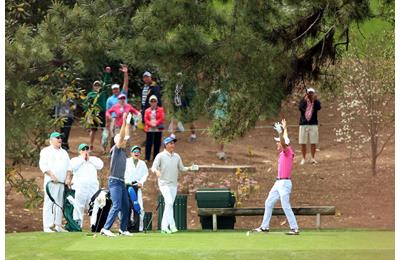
[73,184,99,227]
[137,189,145,231]
[159,185,177,230]
[43,181,64,230]
[261,180,298,230]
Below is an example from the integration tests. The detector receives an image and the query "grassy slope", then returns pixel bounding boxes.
[6,231,394,260]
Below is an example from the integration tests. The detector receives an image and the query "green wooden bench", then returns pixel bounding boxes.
[198,206,336,231]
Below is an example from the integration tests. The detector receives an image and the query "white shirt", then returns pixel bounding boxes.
[70,155,103,188]
[124,158,149,186]
[39,145,71,184]
[151,150,188,186]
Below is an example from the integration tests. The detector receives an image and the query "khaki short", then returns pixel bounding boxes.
[299,125,319,144]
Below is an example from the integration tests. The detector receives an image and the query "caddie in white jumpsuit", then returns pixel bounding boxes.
[151,136,198,234]
[124,145,149,231]
[70,143,104,227]
[39,131,72,232]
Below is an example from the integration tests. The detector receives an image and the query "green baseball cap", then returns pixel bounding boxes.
[130,145,141,152]
[78,143,89,151]
[49,132,62,138]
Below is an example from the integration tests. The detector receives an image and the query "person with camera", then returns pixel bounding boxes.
[298,88,321,165]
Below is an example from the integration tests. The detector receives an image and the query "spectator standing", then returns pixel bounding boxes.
[106,64,129,147]
[144,95,165,162]
[54,86,76,151]
[298,88,321,165]
[168,73,197,142]
[85,67,112,153]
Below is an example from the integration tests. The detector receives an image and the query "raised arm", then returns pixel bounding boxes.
[120,64,129,94]
[116,112,128,148]
[280,118,288,150]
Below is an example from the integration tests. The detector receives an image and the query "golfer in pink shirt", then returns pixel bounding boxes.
[254,119,299,235]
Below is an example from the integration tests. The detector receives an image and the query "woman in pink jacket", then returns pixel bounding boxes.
[144,95,165,161]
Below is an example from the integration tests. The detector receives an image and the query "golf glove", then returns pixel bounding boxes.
[126,113,132,125]
[190,164,199,171]
[273,122,284,134]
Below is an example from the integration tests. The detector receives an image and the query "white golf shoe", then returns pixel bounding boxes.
[300,158,306,165]
[161,228,172,234]
[253,227,269,233]
[169,225,178,233]
[119,229,133,236]
[100,228,116,237]
[43,227,55,233]
[55,226,68,232]
[310,158,318,164]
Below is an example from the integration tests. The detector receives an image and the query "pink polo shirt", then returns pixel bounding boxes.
[277,145,294,179]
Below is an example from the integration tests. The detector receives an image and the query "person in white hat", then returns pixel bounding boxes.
[144,95,165,161]
[298,87,321,165]
[151,136,199,234]
[39,132,72,232]
[70,143,104,227]
[253,119,299,235]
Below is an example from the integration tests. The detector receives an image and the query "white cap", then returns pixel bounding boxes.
[143,71,152,77]
[149,95,158,102]
[111,84,120,89]
[274,136,290,145]
[93,80,101,86]
[307,88,316,93]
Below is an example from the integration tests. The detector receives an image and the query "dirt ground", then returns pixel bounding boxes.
[5,98,395,233]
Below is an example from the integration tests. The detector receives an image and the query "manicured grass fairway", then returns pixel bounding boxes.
[6,230,394,260]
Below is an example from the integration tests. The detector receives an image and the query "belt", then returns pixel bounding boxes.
[109,176,124,182]
[276,178,291,180]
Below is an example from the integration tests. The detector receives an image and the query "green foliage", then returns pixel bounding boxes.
[6,166,43,209]
[333,31,394,175]
[6,0,380,150]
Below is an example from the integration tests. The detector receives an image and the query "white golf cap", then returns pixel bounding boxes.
[274,136,290,145]
[307,88,316,93]
[111,84,120,89]
[93,80,101,86]
[149,95,158,102]
[143,71,152,77]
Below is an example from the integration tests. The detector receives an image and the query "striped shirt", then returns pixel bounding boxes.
[142,85,150,106]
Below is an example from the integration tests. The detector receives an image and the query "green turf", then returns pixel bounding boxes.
[6,230,394,260]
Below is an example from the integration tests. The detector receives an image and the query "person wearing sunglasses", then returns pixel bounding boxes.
[106,93,140,148]
[39,131,72,232]
[70,143,104,227]
[124,145,149,232]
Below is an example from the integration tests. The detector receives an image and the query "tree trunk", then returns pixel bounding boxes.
[371,135,378,176]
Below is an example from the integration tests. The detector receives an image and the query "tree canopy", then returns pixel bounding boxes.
[6,0,374,155]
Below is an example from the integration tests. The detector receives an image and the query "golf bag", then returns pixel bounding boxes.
[45,182,82,232]
[88,189,112,232]
[127,184,141,232]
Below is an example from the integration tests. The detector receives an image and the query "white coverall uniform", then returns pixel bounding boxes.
[70,155,104,227]
[39,145,71,230]
[124,158,149,231]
